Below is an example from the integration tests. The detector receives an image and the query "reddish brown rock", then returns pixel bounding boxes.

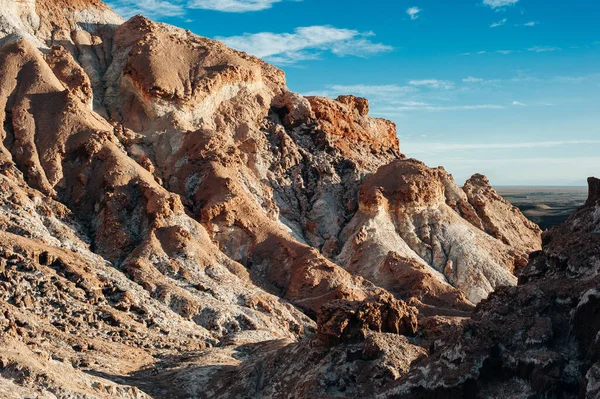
[317,293,419,344]
[44,45,94,105]
[307,95,400,170]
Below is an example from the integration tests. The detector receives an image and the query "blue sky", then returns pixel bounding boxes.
[106,0,600,186]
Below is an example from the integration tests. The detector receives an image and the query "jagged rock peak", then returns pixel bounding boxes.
[306,95,401,169]
[336,94,370,116]
[466,172,490,185]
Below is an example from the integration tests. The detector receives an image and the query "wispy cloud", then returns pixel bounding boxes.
[523,21,538,27]
[409,79,455,90]
[408,140,600,155]
[108,0,297,18]
[464,46,564,56]
[553,75,593,84]
[217,26,392,64]
[397,101,430,107]
[107,0,186,19]
[188,0,288,12]
[462,72,599,86]
[304,84,415,98]
[305,69,561,119]
[461,70,551,85]
[528,46,561,52]
[490,18,507,28]
[378,104,505,113]
[305,79,531,117]
[463,49,513,55]
[406,6,421,20]
[483,0,519,9]
[463,77,486,83]
[462,76,507,85]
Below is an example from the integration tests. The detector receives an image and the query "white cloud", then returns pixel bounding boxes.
[329,39,394,57]
[188,0,286,12]
[397,101,429,107]
[463,77,485,83]
[406,6,421,20]
[313,84,415,97]
[528,46,561,52]
[490,18,507,28]
[462,72,591,86]
[523,21,538,27]
[217,26,392,64]
[512,101,526,106]
[465,46,564,56]
[554,75,591,84]
[409,79,455,89]
[462,76,506,85]
[107,0,186,19]
[408,140,600,155]
[302,84,419,105]
[483,0,519,9]
[378,104,504,113]
[108,0,296,18]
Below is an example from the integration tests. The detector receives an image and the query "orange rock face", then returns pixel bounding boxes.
[307,95,401,170]
[358,159,447,210]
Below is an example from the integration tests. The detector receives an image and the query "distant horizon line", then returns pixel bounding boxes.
[493,185,588,188]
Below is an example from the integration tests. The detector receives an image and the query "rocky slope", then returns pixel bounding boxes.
[0,1,547,398]
[380,177,600,398]
[192,180,600,399]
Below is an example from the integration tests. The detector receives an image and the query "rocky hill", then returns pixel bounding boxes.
[0,1,570,398]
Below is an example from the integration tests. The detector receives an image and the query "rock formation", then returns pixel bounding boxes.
[183,178,600,399]
[0,1,551,398]
[338,160,541,305]
[379,176,600,398]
